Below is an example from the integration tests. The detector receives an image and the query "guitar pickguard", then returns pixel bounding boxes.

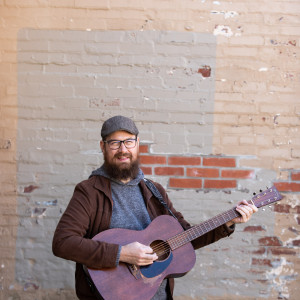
[140,252,173,278]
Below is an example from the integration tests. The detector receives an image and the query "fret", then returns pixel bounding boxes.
[213,217,221,227]
[186,229,195,241]
[208,219,217,230]
[203,221,210,233]
[194,224,203,237]
[220,213,227,224]
[224,211,232,222]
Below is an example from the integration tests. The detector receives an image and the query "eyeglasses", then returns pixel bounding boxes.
[104,138,137,150]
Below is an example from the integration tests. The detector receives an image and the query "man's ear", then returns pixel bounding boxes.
[100,140,105,153]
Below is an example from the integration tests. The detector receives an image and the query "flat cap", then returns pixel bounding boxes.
[101,115,139,139]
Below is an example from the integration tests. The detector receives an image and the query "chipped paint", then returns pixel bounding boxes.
[287,195,300,208]
[35,199,57,206]
[274,114,280,125]
[211,11,238,19]
[31,207,46,218]
[213,25,233,37]
[198,65,211,77]
[0,139,11,149]
[266,257,298,299]
[259,67,268,72]
[24,185,39,193]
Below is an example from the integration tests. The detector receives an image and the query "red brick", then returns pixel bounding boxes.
[258,236,282,246]
[252,247,266,255]
[249,269,266,275]
[244,225,265,232]
[292,239,300,246]
[203,157,236,167]
[255,279,268,284]
[140,166,152,175]
[204,179,236,189]
[154,167,184,176]
[291,171,300,181]
[140,155,166,165]
[187,168,219,178]
[198,65,211,77]
[168,156,201,166]
[139,144,149,154]
[269,248,296,256]
[273,204,290,213]
[169,178,202,189]
[252,258,272,267]
[274,182,300,192]
[221,169,254,179]
[24,185,39,193]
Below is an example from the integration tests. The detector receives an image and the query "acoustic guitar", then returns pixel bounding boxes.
[85,186,283,300]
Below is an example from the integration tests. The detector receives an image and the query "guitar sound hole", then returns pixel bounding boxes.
[150,240,170,261]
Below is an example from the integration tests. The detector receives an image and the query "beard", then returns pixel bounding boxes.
[103,152,140,182]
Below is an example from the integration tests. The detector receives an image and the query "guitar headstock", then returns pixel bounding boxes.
[250,186,283,208]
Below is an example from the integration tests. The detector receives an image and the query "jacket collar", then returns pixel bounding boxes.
[93,175,112,200]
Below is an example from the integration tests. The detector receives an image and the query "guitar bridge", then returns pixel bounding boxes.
[127,264,142,280]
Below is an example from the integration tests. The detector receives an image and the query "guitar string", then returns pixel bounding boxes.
[150,209,241,256]
[151,193,275,256]
[151,220,221,256]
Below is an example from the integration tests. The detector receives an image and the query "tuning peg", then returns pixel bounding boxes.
[253,192,256,195]
[260,189,262,192]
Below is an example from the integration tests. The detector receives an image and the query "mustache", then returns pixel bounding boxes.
[114,152,132,159]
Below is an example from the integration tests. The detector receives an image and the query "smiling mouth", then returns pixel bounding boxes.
[118,156,129,162]
[115,153,131,162]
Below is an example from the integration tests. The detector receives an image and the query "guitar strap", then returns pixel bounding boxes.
[143,178,178,220]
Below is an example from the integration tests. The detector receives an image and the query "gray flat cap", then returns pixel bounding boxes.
[101,115,139,139]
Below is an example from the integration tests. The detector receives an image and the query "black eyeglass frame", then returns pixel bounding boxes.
[103,138,138,150]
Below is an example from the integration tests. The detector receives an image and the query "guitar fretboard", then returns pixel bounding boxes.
[167,207,240,250]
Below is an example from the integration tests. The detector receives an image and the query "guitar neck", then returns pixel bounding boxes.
[167,207,239,251]
[167,185,283,251]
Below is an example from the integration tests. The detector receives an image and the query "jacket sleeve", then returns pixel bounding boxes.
[52,181,119,269]
[154,182,235,250]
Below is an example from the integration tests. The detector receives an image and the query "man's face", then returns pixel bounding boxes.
[100,130,140,182]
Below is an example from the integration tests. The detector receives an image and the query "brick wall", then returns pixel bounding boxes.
[0,1,299,300]
[140,143,300,193]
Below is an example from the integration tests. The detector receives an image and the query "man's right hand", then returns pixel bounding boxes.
[119,242,158,266]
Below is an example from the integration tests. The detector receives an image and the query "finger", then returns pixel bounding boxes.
[141,246,158,259]
[243,199,258,212]
[138,253,158,265]
[238,202,256,215]
[143,246,155,254]
[236,206,250,222]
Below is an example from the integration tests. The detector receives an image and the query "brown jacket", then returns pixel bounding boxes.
[52,175,234,299]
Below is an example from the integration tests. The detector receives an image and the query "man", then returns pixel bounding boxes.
[52,115,257,300]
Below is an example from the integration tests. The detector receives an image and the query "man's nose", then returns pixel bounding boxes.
[118,141,129,152]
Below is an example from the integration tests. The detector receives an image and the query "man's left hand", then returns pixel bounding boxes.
[226,200,258,227]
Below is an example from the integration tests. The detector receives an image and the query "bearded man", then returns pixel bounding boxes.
[52,115,257,300]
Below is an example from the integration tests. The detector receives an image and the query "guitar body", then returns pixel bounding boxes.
[86,215,196,300]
